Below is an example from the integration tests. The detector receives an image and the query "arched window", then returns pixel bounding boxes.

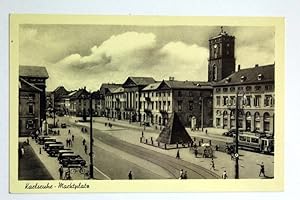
[263,112,270,132]
[245,112,251,131]
[223,111,228,129]
[254,112,261,131]
[213,65,218,81]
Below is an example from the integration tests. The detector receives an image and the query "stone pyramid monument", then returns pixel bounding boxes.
[156,112,193,144]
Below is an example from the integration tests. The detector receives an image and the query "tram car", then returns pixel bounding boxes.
[233,133,274,154]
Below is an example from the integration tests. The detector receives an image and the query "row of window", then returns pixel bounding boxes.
[215,85,273,93]
[216,95,274,107]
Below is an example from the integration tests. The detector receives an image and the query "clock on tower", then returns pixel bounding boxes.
[208,27,236,82]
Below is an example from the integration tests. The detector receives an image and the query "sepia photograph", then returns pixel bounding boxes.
[9,15,284,192]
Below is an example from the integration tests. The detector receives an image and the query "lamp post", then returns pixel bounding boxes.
[228,90,246,179]
[89,92,94,179]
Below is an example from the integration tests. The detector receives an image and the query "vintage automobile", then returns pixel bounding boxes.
[59,153,86,167]
[36,135,50,144]
[46,144,65,156]
[57,149,73,160]
[44,141,63,150]
[61,123,67,128]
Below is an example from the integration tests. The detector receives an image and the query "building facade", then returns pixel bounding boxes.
[19,78,41,136]
[212,64,275,136]
[19,65,49,122]
[140,79,213,127]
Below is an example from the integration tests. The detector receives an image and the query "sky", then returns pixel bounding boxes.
[19,25,275,91]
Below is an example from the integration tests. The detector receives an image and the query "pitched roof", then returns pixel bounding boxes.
[112,87,125,93]
[91,90,101,98]
[156,112,193,144]
[123,77,156,87]
[142,82,161,91]
[19,77,42,92]
[99,83,122,94]
[69,88,90,100]
[214,64,274,86]
[19,65,49,78]
[163,80,212,90]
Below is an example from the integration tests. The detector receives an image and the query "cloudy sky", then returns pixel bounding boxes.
[19,25,274,91]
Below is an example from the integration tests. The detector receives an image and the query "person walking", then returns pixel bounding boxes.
[222,170,228,179]
[128,170,133,180]
[20,146,25,157]
[258,162,266,177]
[68,129,71,135]
[183,171,188,179]
[194,148,198,158]
[179,169,184,179]
[210,158,215,170]
[59,165,64,180]
[66,138,68,147]
[84,144,88,154]
[82,139,86,146]
[176,149,180,159]
[72,134,74,142]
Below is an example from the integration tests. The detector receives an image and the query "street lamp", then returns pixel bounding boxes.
[88,92,94,179]
[227,90,246,179]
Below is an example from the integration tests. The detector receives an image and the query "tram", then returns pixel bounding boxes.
[233,133,274,154]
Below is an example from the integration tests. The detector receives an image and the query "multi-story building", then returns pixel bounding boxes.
[19,65,49,121]
[209,28,275,136]
[212,64,275,136]
[19,78,41,136]
[140,79,213,127]
[99,83,122,117]
[122,77,156,122]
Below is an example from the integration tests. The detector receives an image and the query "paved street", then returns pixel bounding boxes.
[22,115,273,180]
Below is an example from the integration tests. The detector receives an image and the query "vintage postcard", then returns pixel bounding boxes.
[9,15,284,193]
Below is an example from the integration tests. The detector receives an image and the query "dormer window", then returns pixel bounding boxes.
[225,77,231,83]
[257,74,264,80]
[240,76,246,82]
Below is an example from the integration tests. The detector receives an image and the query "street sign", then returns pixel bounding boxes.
[235,153,239,158]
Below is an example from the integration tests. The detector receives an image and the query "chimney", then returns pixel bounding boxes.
[84,86,86,90]
[237,64,241,71]
[255,64,259,68]
[169,76,175,81]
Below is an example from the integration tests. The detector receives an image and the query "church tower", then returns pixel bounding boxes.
[208,27,235,82]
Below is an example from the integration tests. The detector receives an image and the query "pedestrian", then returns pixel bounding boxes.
[26,138,29,145]
[21,146,25,157]
[205,129,208,135]
[82,139,86,146]
[68,129,71,134]
[57,130,60,135]
[81,127,84,132]
[59,165,64,180]
[69,138,72,147]
[210,158,215,170]
[258,162,266,177]
[64,168,71,180]
[176,149,180,159]
[142,131,144,138]
[128,170,133,180]
[222,170,228,179]
[39,147,42,154]
[179,169,184,179]
[215,145,219,151]
[85,128,87,133]
[72,134,74,142]
[84,144,88,154]
[18,147,22,159]
[183,171,188,179]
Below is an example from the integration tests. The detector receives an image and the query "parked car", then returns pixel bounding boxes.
[61,123,67,128]
[57,149,73,160]
[44,141,63,150]
[36,135,50,144]
[46,144,65,156]
[222,129,238,137]
[59,154,86,167]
